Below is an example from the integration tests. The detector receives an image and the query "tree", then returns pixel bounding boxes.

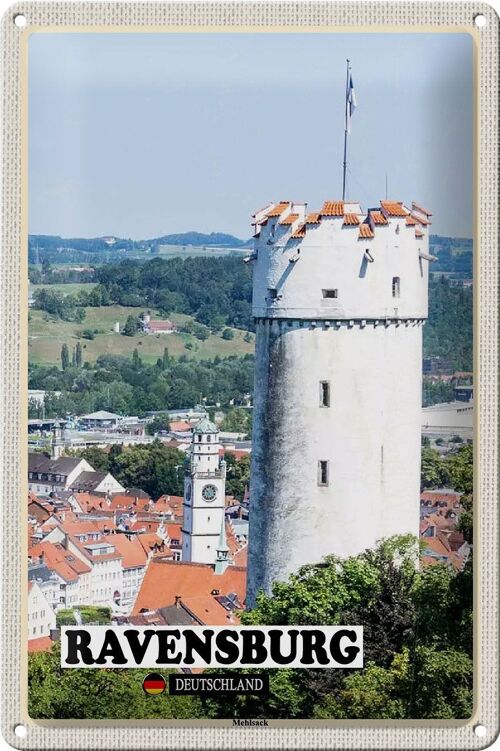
[220,407,251,434]
[68,446,109,472]
[202,536,472,720]
[122,314,139,337]
[224,454,251,500]
[132,348,142,369]
[28,643,201,719]
[75,307,86,324]
[60,343,69,370]
[447,443,473,496]
[75,341,83,367]
[110,441,184,498]
[145,415,171,436]
[421,446,450,489]
[222,328,234,340]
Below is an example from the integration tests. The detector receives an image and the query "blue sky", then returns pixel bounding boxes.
[29,32,473,239]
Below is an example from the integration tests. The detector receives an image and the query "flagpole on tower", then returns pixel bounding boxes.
[342,59,350,202]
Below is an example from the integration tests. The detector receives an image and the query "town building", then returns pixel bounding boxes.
[78,410,123,430]
[182,418,227,565]
[247,199,432,602]
[28,581,56,652]
[28,452,124,495]
[132,558,246,618]
[140,313,176,334]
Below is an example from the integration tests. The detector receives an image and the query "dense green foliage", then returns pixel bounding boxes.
[94,257,253,330]
[68,441,185,498]
[422,378,455,407]
[201,537,472,720]
[430,235,472,277]
[28,644,201,719]
[420,443,472,494]
[424,277,473,371]
[56,606,111,627]
[224,454,251,501]
[28,351,254,417]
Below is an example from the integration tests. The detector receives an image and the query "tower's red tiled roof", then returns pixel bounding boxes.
[291,224,306,239]
[343,213,360,226]
[412,201,433,216]
[266,202,290,217]
[359,223,374,239]
[380,201,408,217]
[305,213,321,224]
[279,213,299,225]
[320,201,344,216]
[369,210,389,225]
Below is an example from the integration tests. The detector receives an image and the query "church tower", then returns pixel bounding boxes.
[247,199,432,604]
[182,417,227,565]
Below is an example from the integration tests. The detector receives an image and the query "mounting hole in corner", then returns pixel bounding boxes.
[474,14,487,27]
[474,724,487,738]
[14,14,27,27]
[14,724,27,738]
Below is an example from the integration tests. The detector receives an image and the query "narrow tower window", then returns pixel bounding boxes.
[318,460,329,486]
[322,289,338,299]
[392,276,401,298]
[319,381,331,407]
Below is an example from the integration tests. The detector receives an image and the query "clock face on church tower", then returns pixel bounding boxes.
[202,484,218,502]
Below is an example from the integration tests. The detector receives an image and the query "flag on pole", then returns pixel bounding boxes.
[346,72,357,133]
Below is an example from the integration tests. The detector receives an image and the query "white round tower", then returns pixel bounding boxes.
[247,198,432,604]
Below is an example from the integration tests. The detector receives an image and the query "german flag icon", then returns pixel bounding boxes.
[142,673,166,695]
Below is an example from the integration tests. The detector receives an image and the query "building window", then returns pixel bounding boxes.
[207,436,211,443]
[318,460,329,487]
[319,381,330,407]
[392,277,400,298]
[322,289,338,299]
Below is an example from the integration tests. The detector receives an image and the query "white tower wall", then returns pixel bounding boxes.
[247,199,431,604]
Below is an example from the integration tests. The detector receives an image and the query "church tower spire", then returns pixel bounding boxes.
[214,515,230,575]
[181,417,227,565]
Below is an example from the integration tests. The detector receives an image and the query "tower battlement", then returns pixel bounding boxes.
[251,199,432,321]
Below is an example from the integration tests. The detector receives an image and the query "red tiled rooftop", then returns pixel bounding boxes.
[291,224,306,239]
[412,201,433,216]
[369,210,388,225]
[359,223,374,239]
[343,213,360,226]
[111,533,149,569]
[28,636,54,653]
[132,559,247,614]
[169,421,193,432]
[181,596,241,626]
[305,213,321,224]
[279,213,299,225]
[266,202,290,218]
[320,201,344,217]
[148,320,175,331]
[380,201,408,217]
